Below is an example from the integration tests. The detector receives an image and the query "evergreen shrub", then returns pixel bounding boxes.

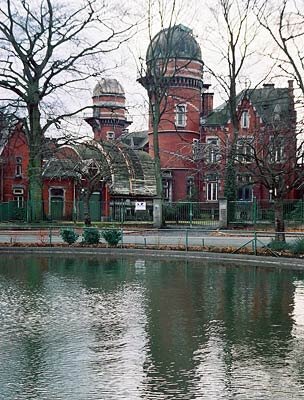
[101,228,122,246]
[290,238,304,255]
[83,227,100,244]
[267,240,290,252]
[60,228,79,245]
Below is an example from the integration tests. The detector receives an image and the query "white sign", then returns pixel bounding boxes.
[135,201,146,211]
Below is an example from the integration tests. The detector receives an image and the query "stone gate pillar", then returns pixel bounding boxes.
[219,198,228,229]
[153,198,162,228]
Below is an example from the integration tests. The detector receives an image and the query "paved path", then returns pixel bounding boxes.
[0,228,302,249]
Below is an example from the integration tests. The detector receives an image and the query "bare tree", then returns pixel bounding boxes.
[233,89,299,240]
[138,1,179,201]
[0,0,133,221]
[254,0,304,95]
[203,0,259,204]
[138,1,204,226]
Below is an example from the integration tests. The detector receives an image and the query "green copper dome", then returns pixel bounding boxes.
[146,24,202,62]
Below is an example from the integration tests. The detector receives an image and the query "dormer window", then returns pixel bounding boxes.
[15,156,22,177]
[241,110,249,128]
[176,104,186,127]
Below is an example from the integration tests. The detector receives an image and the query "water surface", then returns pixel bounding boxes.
[0,254,304,399]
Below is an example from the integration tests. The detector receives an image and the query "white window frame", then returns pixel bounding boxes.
[270,136,284,163]
[162,178,172,202]
[13,188,24,208]
[14,195,24,208]
[186,176,195,198]
[206,137,220,163]
[176,104,186,127]
[241,110,249,128]
[15,156,22,177]
[206,181,218,201]
[237,137,253,163]
[106,131,115,140]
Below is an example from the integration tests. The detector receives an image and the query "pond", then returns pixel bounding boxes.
[0,254,304,399]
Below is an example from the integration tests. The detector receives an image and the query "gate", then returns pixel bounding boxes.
[163,202,219,227]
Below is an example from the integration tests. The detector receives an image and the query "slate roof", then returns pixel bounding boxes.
[204,86,293,127]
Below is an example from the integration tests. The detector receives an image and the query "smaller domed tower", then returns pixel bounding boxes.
[85,78,131,141]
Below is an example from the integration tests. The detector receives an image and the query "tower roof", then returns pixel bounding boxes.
[146,24,202,62]
[93,78,125,97]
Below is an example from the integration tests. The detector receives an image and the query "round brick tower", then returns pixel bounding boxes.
[85,78,131,141]
[141,24,203,201]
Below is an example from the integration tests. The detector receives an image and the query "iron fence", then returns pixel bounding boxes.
[163,201,219,227]
[229,199,304,225]
[0,228,303,256]
[0,199,153,223]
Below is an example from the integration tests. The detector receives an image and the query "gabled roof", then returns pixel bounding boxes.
[204,86,293,127]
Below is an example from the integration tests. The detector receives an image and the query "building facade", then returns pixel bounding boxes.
[139,24,298,204]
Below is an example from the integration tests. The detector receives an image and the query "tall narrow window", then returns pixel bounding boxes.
[162,178,172,202]
[237,138,253,163]
[206,137,219,163]
[15,156,22,177]
[186,176,194,198]
[241,110,249,128]
[13,187,24,208]
[207,182,218,201]
[176,104,186,127]
[270,136,284,162]
[206,174,218,201]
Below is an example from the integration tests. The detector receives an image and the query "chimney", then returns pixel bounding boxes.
[288,80,294,97]
[202,91,214,117]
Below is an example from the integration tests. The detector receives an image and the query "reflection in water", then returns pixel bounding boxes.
[0,255,304,399]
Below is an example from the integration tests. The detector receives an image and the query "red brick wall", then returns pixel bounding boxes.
[1,127,29,202]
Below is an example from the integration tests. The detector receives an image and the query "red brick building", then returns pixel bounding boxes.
[139,24,298,204]
[0,24,300,222]
[0,79,157,221]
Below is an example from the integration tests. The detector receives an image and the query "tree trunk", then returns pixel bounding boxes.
[28,154,43,222]
[27,102,43,222]
[152,103,163,228]
[225,137,237,224]
[274,198,285,242]
[83,191,91,226]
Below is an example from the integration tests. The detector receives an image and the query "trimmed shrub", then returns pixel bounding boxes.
[101,228,122,247]
[290,238,304,255]
[60,228,79,245]
[267,240,290,252]
[83,227,100,244]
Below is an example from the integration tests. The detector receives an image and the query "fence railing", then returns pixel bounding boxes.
[163,201,219,226]
[229,199,304,225]
[0,228,303,256]
[0,200,154,223]
[1,199,304,226]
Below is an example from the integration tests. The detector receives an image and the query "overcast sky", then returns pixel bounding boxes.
[90,0,295,133]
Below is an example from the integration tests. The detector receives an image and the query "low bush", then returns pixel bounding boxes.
[83,227,100,244]
[290,238,304,255]
[267,240,290,252]
[60,228,79,245]
[101,228,122,247]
